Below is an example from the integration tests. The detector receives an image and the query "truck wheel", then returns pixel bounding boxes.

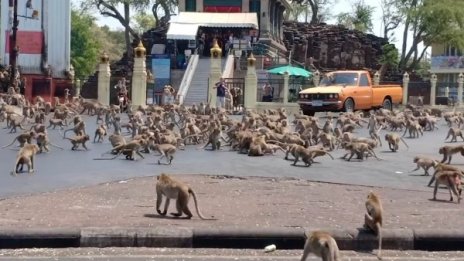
[303,110,315,116]
[382,98,392,111]
[343,98,354,113]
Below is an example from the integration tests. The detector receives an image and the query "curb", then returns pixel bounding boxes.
[0,227,462,251]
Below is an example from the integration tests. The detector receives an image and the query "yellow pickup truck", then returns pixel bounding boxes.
[298,70,403,116]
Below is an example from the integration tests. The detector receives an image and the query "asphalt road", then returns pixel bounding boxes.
[0,113,455,198]
[0,248,463,261]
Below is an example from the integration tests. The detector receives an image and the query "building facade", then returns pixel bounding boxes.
[0,0,72,102]
[430,42,464,90]
[177,0,290,46]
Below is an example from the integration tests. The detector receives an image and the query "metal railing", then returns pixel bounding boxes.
[177,54,199,105]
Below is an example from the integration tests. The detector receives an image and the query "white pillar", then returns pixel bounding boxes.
[75,79,81,98]
[402,72,409,105]
[373,71,380,86]
[445,87,450,98]
[244,53,257,109]
[208,39,222,107]
[458,73,464,106]
[313,70,320,87]
[282,72,289,104]
[131,41,147,107]
[430,74,437,106]
[97,52,111,106]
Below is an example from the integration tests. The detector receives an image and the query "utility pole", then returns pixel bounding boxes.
[9,0,19,88]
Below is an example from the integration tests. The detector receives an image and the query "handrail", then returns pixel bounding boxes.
[222,54,235,78]
[252,42,306,68]
[177,54,199,105]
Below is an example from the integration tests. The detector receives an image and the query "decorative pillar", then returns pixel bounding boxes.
[75,79,81,98]
[244,53,257,109]
[131,41,148,107]
[260,0,270,38]
[373,71,380,86]
[282,72,289,104]
[97,52,111,106]
[313,70,320,87]
[208,39,222,107]
[445,87,450,98]
[458,73,464,106]
[402,72,409,105]
[430,74,437,106]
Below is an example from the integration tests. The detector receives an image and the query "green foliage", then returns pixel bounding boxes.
[379,44,399,68]
[336,0,375,33]
[132,12,157,32]
[71,9,101,79]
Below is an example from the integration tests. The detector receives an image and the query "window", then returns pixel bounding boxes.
[359,74,369,87]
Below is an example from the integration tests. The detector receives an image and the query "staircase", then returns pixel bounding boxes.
[183,58,225,106]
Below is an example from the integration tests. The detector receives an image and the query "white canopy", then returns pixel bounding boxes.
[166,12,259,40]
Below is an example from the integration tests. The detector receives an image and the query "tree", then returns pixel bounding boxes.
[71,9,101,79]
[398,0,464,71]
[336,0,375,33]
[378,43,399,78]
[290,0,334,24]
[150,0,178,24]
[380,0,402,40]
[132,12,156,32]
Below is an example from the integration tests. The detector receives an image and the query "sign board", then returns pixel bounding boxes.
[5,31,43,54]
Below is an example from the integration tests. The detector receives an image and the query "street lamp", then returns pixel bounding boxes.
[8,0,39,87]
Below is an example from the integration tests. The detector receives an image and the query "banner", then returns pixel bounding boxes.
[5,31,43,54]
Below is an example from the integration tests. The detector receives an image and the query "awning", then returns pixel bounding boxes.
[166,12,259,40]
[166,23,199,40]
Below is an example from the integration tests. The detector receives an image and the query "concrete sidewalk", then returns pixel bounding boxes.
[0,174,462,250]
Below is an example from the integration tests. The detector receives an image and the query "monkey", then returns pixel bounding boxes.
[263,143,286,155]
[30,123,46,134]
[364,191,383,260]
[410,156,438,176]
[1,131,36,148]
[384,133,409,152]
[432,170,462,203]
[300,230,340,261]
[152,143,177,164]
[427,162,464,187]
[343,142,380,161]
[94,124,107,143]
[112,115,122,135]
[108,134,126,150]
[47,118,67,130]
[318,132,337,151]
[438,145,464,164]
[62,121,86,138]
[155,173,215,220]
[35,132,64,153]
[248,135,268,157]
[202,127,225,151]
[34,112,45,124]
[306,149,335,164]
[445,127,464,142]
[104,139,146,160]
[322,117,334,134]
[12,144,40,175]
[65,135,90,150]
[8,117,25,133]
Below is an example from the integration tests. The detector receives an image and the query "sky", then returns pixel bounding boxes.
[91,0,419,55]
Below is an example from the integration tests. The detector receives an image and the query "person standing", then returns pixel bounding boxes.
[262,83,273,102]
[214,77,228,109]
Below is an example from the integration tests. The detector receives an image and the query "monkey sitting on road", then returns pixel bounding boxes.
[1,131,36,149]
[65,134,90,151]
[445,127,464,142]
[364,191,383,260]
[384,133,409,152]
[432,170,462,203]
[12,144,40,175]
[300,231,340,261]
[156,173,215,220]
[410,156,438,176]
[438,145,464,164]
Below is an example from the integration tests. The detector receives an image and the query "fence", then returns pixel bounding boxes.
[257,77,314,103]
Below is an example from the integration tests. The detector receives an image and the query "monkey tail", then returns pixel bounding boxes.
[49,142,64,150]
[400,137,409,149]
[188,188,216,220]
[1,138,17,149]
[376,223,382,260]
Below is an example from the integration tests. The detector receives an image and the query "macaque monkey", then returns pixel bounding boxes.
[8,117,25,133]
[109,134,126,150]
[384,133,409,152]
[30,123,46,134]
[343,142,380,161]
[12,144,40,175]
[198,102,206,115]
[1,131,36,148]
[65,134,90,150]
[202,127,225,151]
[432,170,462,203]
[427,162,464,187]
[47,118,66,130]
[300,231,340,261]
[63,121,86,138]
[364,191,383,260]
[248,135,267,157]
[445,127,464,142]
[438,145,464,164]
[156,173,215,220]
[107,139,146,160]
[152,143,177,164]
[35,132,64,153]
[410,156,438,176]
[263,143,285,155]
[94,124,107,143]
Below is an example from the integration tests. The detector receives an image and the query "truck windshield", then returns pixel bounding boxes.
[319,73,359,86]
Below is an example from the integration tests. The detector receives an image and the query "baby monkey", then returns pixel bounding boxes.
[155,173,215,220]
[300,231,340,261]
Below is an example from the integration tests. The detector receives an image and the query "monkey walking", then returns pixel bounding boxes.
[445,127,464,142]
[384,133,409,152]
[36,132,64,153]
[427,162,464,187]
[65,135,90,151]
[300,231,340,261]
[155,173,216,220]
[93,124,107,143]
[438,145,464,164]
[364,191,383,260]
[432,170,462,203]
[409,156,438,176]
[152,143,177,164]
[12,144,40,175]
[1,131,36,149]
